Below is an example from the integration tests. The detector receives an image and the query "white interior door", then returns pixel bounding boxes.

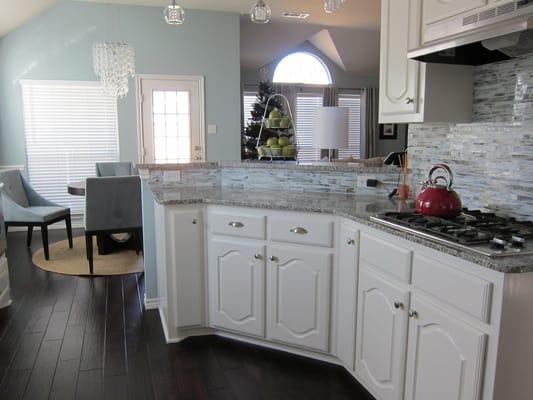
[139,76,205,163]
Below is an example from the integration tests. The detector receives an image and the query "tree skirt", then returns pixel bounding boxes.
[32,236,143,276]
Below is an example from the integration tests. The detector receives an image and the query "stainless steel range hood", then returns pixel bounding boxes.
[408,1,533,66]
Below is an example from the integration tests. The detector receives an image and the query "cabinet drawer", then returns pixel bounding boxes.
[270,215,334,248]
[412,254,493,323]
[209,210,266,240]
[359,233,412,282]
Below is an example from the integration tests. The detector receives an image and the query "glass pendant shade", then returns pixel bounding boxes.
[324,0,346,13]
[250,0,271,24]
[93,42,135,99]
[164,0,185,25]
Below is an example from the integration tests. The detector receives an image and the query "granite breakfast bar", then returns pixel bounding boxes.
[139,162,533,400]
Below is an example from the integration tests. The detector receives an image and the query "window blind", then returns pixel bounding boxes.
[296,92,323,162]
[243,91,256,128]
[338,93,362,160]
[21,80,119,216]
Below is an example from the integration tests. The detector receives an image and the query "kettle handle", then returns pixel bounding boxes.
[428,164,454,190]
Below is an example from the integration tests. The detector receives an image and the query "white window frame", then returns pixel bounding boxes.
[20,79,120,216]
[135,74,206,164]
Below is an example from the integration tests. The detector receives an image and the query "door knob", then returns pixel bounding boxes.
[408,310,418,319]
[393,301,404,310]
[254,254,262,260]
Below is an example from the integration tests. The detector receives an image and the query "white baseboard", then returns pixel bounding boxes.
[144,295,160,310]
[0,165,25,171]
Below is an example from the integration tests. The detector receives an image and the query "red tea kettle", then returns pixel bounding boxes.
[415,164,462,218]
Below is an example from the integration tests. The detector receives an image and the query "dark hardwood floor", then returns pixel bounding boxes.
[0,229,375,400]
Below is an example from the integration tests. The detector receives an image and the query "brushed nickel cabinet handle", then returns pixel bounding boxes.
[192,219,197,225]
[394,301,404,310]
[229,221,244,228]
[269,256,278,262]
[405,97,414,104]
[289,227,308,235]
[409,310,418,319]
[347,238,355,245]
[254,254,262,260]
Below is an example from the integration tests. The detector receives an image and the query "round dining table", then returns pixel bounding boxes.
[67,181,86,196]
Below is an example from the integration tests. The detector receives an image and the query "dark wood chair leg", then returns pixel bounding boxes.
[134,230,141,255]
[85,233,94,275]
[27,225,33,247]
[41,225,50,260]
[4,223,8,236]
[65,215,73,249]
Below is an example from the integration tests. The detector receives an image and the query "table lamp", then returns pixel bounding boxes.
[313,107,349,162]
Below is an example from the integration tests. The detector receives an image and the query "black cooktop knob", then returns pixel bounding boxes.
[511,236,526,248]
[490,237,507,249]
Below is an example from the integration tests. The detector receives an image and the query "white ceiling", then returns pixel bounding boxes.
[0,0,380,37]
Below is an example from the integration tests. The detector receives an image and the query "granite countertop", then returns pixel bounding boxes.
[149,184,533,274]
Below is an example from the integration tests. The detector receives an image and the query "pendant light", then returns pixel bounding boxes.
[164,0,185,25]
[250,0,271,24]
[324,0,346,14]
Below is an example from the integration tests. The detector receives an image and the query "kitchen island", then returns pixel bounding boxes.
[140,162,533,400]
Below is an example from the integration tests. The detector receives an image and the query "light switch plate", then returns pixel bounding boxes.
[163,170,181,183]
[208,124,217,134]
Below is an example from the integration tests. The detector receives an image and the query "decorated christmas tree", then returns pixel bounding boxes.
[241,81,285,159]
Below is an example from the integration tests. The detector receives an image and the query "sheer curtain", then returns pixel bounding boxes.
[361,88,379,159]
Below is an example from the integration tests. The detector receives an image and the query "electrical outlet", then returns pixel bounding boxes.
[357,175,377,188]
[163,170,181,183]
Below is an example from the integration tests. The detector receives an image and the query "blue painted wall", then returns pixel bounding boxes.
[0,1,241,165]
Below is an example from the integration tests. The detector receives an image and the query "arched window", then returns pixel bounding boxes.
[273,52,332,85]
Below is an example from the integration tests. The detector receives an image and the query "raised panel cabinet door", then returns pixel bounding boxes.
[208,240,265,337]
[336,224,359,370]
[404,296,487,400]
[269,246,332,352]
[169,207,205,328]
[423,0,488,25]
[379,0,421,120]
[355,267,410,400]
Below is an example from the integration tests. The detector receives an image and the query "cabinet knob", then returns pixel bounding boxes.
[347,238,355,245]
[228,221,244,228]
[405,97,414,104]
[269,256,278,262]
[394,301,404,310]
[254,254,262,260]
[192,219,197,225]
[408,310,418,319]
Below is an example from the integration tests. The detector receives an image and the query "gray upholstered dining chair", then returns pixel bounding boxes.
[84,176,142,274]
[95,162,136,177]
[0,169,73,260]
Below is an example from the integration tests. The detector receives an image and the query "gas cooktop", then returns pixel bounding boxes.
[370,209,533,257]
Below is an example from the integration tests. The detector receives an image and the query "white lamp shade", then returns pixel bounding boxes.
[313,107,349,149]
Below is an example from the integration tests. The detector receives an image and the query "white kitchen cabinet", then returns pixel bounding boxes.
[404,295,487,400]
[208,239,265,337]
[336,222,359,370]
[379,0,473,123]
[422,0,488,25]
[155,204,205,341]
[269,245,332,352]
[356,267,410,400]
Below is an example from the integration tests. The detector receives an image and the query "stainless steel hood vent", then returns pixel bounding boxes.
[408,0,533,66]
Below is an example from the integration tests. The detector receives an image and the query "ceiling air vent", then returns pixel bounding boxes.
[282,11,310,19]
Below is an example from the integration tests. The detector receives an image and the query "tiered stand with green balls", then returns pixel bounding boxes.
[256,94,298,161]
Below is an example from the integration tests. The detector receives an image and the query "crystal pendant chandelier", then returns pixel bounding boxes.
[93,42,135,99]
[250,0,271,24]
[164,0,185,25]
[324,0,346,13]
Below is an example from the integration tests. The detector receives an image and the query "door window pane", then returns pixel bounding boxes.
[152,90,191,163]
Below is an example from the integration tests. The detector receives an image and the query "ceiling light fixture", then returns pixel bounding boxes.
[250,0,272,24]
[324,0,346,14]
[164,0,185,25]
